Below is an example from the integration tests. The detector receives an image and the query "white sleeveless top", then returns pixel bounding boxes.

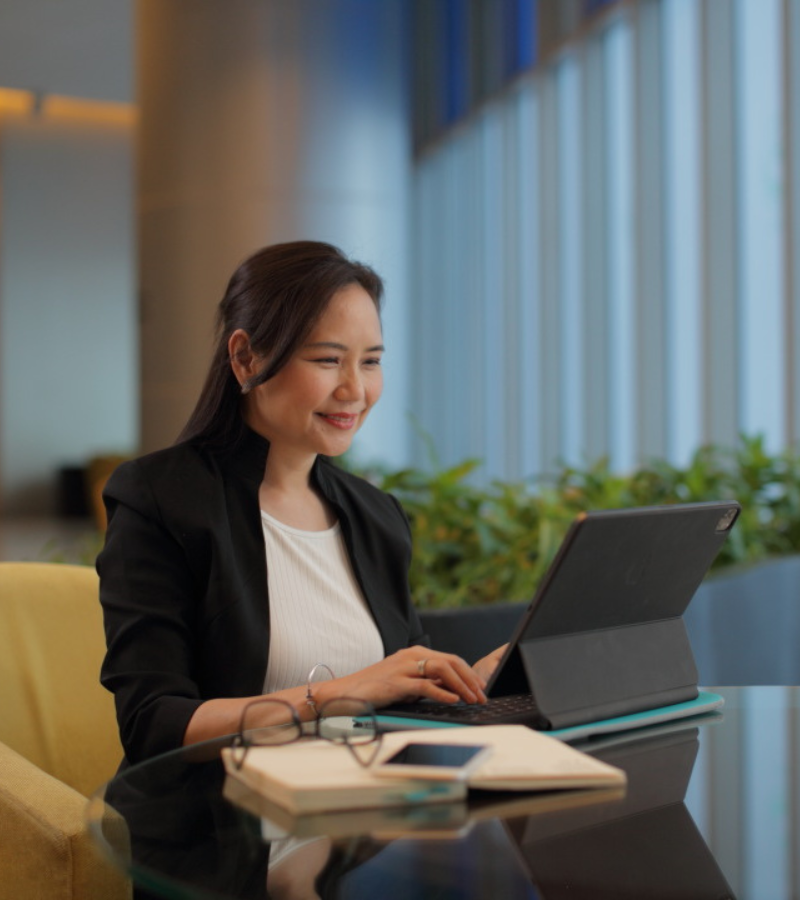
[260,509,385,694]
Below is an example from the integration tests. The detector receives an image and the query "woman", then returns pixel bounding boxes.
[99,241,503,765]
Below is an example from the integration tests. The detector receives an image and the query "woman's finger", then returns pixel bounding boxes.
[414,654,486,704]
[472,643,508,682]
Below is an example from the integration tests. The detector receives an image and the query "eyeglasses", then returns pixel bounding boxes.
[229,696,382,771]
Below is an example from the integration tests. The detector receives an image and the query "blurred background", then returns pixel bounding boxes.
[0,0,798,549]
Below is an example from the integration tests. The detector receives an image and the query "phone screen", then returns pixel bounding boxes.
[381,743,487,768]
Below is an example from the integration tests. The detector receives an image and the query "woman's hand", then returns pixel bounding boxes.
[325,646,487,709]
[472,643,508,682]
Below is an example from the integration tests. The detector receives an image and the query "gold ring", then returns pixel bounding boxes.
[417,658,428,677]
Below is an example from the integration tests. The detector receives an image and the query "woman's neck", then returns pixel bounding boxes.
[259,451,336,531]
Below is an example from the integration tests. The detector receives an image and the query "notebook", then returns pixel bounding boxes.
[380,501,740,732]
[221,724,625,815]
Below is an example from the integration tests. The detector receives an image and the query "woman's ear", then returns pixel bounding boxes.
[228,329,259,392]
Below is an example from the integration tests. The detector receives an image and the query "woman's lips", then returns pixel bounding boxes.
[317,412,359,430]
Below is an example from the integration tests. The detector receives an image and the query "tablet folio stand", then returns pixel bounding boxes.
[489,503,739,730]
[505,618,698,729]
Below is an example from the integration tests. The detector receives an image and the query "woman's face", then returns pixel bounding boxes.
[240,283,384,464]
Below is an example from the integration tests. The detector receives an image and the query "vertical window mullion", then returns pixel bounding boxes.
[480,106,505,480]
[605,14,635,473]
[701,0,740,447]
[557,52,583,466]
[442,140,462,467]
[735,0,785,450]
[466,126,486,468]
[518,84,543,480]
[411,162,436,466]
[634,0,667,461]
[539,68,562,473]
[582,33,609,463]
[663,0,702,465]
[502,95,522,479]
[787,0,800,444]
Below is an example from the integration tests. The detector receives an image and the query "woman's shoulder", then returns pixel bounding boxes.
[104,442,221,507]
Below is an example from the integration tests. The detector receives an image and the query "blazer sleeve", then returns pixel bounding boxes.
[97,459,206,764]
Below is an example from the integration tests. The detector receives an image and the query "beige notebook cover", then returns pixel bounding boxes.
[222,724,625,815]
[222,740,466,814]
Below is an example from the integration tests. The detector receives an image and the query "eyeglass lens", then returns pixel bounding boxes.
[241,699,301,746]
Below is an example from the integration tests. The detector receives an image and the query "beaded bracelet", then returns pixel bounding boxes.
[305,663,336,718]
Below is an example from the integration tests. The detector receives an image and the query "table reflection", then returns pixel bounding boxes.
[88,687,800,899]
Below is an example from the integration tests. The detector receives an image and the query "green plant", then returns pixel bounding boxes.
[382,461,559,609]
[373,434,800,609]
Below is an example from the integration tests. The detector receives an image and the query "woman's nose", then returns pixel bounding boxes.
[334,368,364,401]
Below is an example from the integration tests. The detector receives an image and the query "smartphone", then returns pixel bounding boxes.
[374,742,492,781]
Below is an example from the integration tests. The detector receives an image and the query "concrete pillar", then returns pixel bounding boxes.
[138,0,411,465]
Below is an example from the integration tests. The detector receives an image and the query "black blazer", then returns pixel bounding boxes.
[98,427,426,764]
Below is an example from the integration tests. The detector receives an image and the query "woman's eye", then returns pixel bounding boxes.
[364,357,383,367]
[313,357,340,365]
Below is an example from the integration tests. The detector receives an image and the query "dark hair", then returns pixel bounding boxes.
[177,240,384,449]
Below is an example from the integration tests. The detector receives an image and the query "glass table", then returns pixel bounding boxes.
[87,687,800,899]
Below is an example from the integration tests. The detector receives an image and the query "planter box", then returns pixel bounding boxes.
[685,556,800,685]
[420,556,800,685]
[420,602,526,666]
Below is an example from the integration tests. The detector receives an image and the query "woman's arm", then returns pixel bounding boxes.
[183,645,488,746]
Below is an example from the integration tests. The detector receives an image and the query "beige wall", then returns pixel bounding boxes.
[0,100,137,514]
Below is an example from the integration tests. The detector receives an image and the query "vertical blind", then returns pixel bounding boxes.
[410,0,799,481]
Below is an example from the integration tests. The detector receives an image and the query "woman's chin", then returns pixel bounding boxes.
[315,434,357,459]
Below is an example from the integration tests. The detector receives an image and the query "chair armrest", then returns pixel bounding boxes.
[0,741,130,900]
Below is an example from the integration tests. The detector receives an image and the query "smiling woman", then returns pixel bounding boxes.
[97,241,503,769]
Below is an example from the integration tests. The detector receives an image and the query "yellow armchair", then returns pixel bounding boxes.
[0,562,130,900]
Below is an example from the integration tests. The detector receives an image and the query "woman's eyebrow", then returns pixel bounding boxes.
[303,341,385,352]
